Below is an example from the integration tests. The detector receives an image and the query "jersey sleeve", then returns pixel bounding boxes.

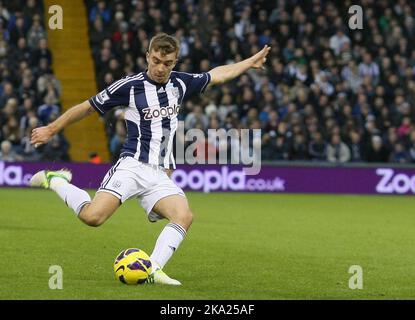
[177,72,211,98]
[89,78,132,115]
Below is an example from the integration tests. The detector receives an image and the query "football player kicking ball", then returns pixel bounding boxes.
[30,33,270,285]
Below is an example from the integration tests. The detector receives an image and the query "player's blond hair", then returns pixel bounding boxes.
[148,33,180,57]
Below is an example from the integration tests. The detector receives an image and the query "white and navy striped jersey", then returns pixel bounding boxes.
[89,70,211,169]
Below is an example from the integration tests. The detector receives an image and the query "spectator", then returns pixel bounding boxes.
[327,134,351,163]
[409,131,415,163]
[0,1,10,22]
[0,82,15,107]
[308,132,327,161]
[358,52,380,85]
[42,134,70,162]
[109,119,126,163]
[367,135,390,163]
[217,93,237,122]
[37,95,59,125]
[23,0,43,24]
[341,61,363,93]
[184,105,208,131]
[290,134,308,160]
[89,1,111,25]
[14,37,32,62]
[89,17,109,53]
[391,142,410,163]
[20,127,41,161]
[329,28,351,56]
[31,37,52,66]
[26,15,46,49]
[2,116,20,146]
[398,116,412,138]
[348,130,366,162]
[9,16,26,45]
[0,140,22,161]
[262,135,290,161]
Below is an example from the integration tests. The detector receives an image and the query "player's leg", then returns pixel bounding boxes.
[137,165,193,285]
[152,194,193,229]
[30,169,92,216]
[30,169,121,226]
[78,192,120,227]
[150,194,193,268]
[143,194,192,286]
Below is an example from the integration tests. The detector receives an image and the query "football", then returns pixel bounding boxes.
[114,248,152,285]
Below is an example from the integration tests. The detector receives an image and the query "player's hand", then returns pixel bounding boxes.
[31,126,54,147]
[250,45,271,69]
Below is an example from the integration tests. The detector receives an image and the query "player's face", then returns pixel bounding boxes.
[146,49,177,84]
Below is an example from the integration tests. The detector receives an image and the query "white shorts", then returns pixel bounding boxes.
[97,156,185,222]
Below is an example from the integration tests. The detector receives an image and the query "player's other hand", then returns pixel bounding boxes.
[31,126,54,147]
[250,45,271,69]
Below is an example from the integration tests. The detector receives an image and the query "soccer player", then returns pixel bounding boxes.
[30,33,270,285]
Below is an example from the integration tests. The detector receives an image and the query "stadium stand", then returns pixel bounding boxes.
[2,0,415,165]
[0,0,70,162]
[84,0,415,164]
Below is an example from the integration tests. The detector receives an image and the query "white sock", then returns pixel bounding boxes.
[150,222,187,270]
[50,178,91,216]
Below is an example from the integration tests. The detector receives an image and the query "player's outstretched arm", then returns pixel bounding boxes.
[31,100,95,146]
[208,45,270,87]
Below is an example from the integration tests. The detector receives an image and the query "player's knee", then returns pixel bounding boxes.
[183,209,193,227]
[85,215,105,227]
[79,206,106,227]
[171,208,193,229]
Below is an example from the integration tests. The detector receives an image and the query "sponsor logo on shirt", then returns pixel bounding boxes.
[142,104,180,120]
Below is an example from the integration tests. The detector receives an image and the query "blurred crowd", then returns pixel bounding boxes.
[85,0,415,164]
[2,0,414,165]
[0,0,70,162]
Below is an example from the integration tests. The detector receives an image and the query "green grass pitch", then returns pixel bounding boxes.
[1,188,415,299]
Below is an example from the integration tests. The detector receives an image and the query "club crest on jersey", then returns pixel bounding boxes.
[171,87,180,98]
[142,104,180,120]
[112,180,122,189]
[96,90,110,105]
